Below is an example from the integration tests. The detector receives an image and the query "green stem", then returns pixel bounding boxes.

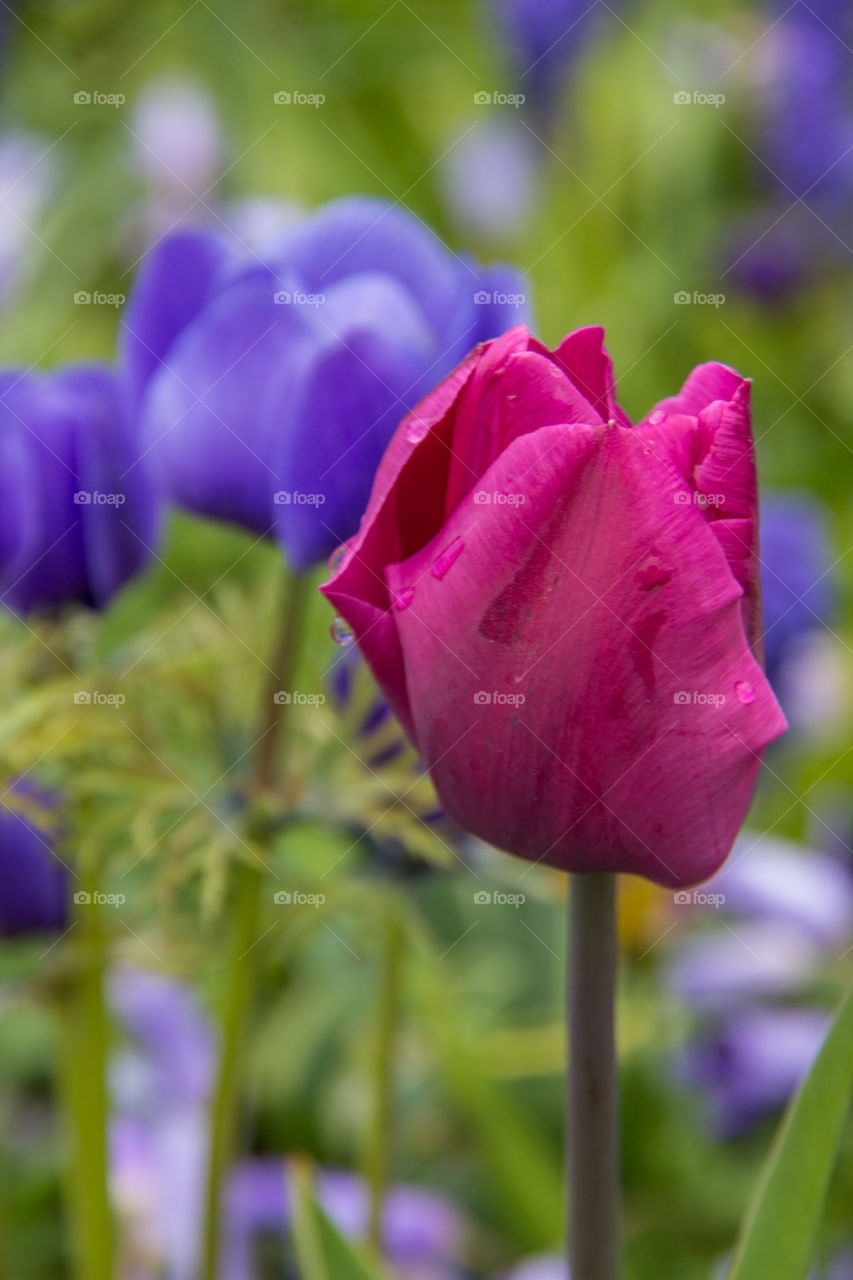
[60,874,113,1280]
[200,568,312,1280]
[365,904,404,1258]
[567,873,620,1280]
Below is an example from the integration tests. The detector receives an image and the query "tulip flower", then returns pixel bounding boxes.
[122,195,529,569]
[0,363,160,614]
[0,783,67,937]
[322,324,786,889]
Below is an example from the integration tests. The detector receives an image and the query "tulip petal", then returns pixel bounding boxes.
[380,421,784,887]
[545,325,630,426]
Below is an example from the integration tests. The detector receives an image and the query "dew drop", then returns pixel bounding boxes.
[735,679,755,704]
[431,536,466,580]
[647,410,666,426]
[405,417,430,443]
[330,617,354,645]
[328,544,349,574]
[393,587,415,611]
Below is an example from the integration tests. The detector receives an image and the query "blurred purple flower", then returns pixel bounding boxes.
[668,832,853,1134]
[759,492,835,688]
[678,1005,829,1135]
[110,968,464,1279]
[122,196,530,569]
[0,132,57,307]
[0,363,160,614]
[440,121,539,240]
[757,10,853,209]
[724,211,812,303]
[502,1257,568,1280]
[0,782,67,938]
[491,0,614,121]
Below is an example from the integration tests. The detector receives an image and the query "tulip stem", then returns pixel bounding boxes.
[201,568,311,1280]
[365,901,404,1258]
[567,873,620,1280]
[60,873,113,1280]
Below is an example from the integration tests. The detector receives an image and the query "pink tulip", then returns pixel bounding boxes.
[321,326,786,887]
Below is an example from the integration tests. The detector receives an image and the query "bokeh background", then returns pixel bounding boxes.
[0,0,852,1277]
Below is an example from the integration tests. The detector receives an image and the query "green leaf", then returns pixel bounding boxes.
[290,1161,392,1280]
[728,981,853,1280]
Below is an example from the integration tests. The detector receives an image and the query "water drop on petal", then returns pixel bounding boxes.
[431,536,466,580]
[330,617,354,645]
[405,417,430,443]
[735,680,755,704]
[328,544,349,574]
[647,410,666,426]
[394,587,415,611]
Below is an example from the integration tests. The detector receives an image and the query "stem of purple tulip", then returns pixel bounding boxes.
[200,568,311,1280]
[568,872,620,1280]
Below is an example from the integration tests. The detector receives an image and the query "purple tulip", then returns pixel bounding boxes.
[122,196,529,569]
[0,783,67,937]
[0,363,160,614]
